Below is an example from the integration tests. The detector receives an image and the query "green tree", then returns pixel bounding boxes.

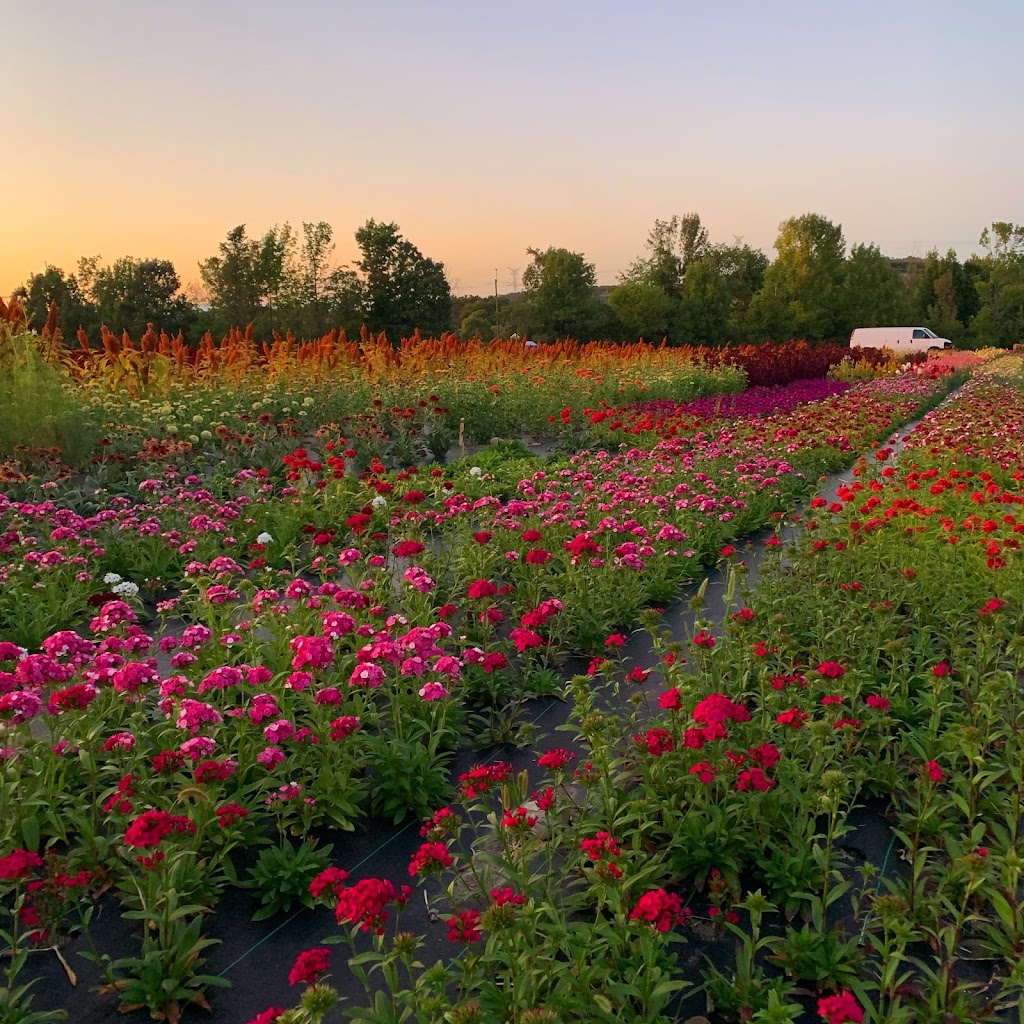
[970,222,1024,347]
[675,257,732,344]
[748,213,847,340]
[353,220,451,342]
[87,256,195,337]
[842,243,911,334]
[911,249,978,341]
[16,265,97,338]
[705,244,769,340]
[622,213,710,298]
[521,246,598,340]
[199,223,294,333]
[607,281,674,340]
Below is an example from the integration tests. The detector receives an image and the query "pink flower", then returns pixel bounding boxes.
[818,990,863,1024]
[418,682,449,701]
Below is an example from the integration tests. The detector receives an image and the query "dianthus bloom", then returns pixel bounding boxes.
[408,841,453,877]
[335,877,397,934]
[309,866,349,900]
[215,802,248,829]
[246,1008,285,1024]
[0,849,44,879]
[926,760,945,782]
[446,908,482,943]
[818,990,864,1024]
[329,716,360,741]
[636,727,674,757]
[510,628,545,652]
[458,762,512,799]
[817,661,846,679]
[288,947,330,986]
[124,810,195,848]
[630,888,688,932]
[538,748,575,770]
[658,687,682,710]
[290,635,334,671]
[737,767,775,792]
[865,694,890,711]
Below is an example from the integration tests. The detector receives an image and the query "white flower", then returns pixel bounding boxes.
[112,581,139,598]
[469,467,483,478]
[256,532,273,545]
[371,496,388,509]
[103,572,123,585]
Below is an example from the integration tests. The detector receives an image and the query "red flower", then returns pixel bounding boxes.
[690,761,716,784]
[510,628,545,652]
[124,810,195,848]
[335,877,397,934]
[933,662,951,677]
[776,708,809,729]
[458,762,512,799]
[491,886,525,906]
[658,687,682,710]
[446,908,482,943]
[538,748,574,770]
[246,1008,285,1024]
[630,888,688,932]
[636,727,674,757]
[408,841,453,877]
[817,661,846,679]
[215,802,248,829]
[524,548,553,565]
[309,866,349,900]
[604,633,628,648]
[0,849,43,880]
[865,694,890,711]
[926,760,945,782]
[392,540,425,559]
[818,990,864,1024]
[288,947,330,986]
[481,651,508,673]
[737,767,775,792]
[467,579,497,600]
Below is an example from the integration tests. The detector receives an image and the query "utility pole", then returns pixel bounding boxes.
[494,268,499,318]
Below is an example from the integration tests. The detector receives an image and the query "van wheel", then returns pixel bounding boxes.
[927,346,940,355]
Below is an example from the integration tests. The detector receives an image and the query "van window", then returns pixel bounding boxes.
[912,329,928,339]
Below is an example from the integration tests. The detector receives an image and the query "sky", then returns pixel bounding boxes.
[2,0,1023,300]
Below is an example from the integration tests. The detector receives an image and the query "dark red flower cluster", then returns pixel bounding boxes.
[288,947,330,986]
[630,888,689,932]
[635,727,674,757]
[309,866,349,900]
[446,908,482,943]
[124,809,195,849]
[335,877,398,934]
[580,832,624,881]
[818,990,863,1024]
[407,841,453,877]
[458,762,512,799]
[215,802,248,829]
[538,748,574,770]
[0,849,44,880]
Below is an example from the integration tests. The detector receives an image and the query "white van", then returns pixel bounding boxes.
[849,326,953,354]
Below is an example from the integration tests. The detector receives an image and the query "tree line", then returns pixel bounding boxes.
[14,214,1024,348]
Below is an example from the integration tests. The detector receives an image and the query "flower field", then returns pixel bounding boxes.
[1,316,1019,1024]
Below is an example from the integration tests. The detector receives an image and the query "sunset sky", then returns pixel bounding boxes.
[3,0,1022,299]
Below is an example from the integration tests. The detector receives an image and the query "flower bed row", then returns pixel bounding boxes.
[238,367,1024,1024]
[0,367,972,1022]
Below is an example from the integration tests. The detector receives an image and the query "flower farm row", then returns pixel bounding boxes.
[247,357,1024,1024]
[0,340,999,1024]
